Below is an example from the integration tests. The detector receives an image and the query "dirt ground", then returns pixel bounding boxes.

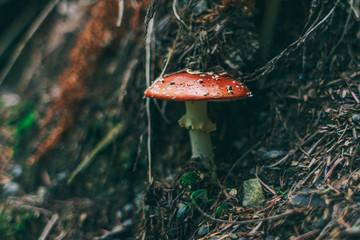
[1,0,360,239]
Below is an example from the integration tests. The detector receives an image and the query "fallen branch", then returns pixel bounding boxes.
[193,201,304,225]
[38,213,59,240]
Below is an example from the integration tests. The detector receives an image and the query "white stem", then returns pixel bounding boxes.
[185,101,208,125]
[189,130,214,169]
[179,101,216,132]
[179,101,215,170]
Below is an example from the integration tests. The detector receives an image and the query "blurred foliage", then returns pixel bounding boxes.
[0,206,40,240]
[5,102,38,159]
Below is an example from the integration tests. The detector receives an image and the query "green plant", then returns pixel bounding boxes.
[177,189,214,219]
[0,207,39,240]
[180,171,199,187]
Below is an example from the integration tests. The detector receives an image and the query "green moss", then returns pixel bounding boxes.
[0,206,40,240]
[214,203,229,217]
[180,171,199,187]
[2,102,38,160]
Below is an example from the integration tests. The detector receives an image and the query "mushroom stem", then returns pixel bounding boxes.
[189,130,214,168]
[179,101,216,171]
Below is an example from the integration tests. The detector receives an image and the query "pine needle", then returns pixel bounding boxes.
[67,122,124,184]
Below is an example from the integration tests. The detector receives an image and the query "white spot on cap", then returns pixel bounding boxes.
[226,85,234,95]
[186,69,202,75]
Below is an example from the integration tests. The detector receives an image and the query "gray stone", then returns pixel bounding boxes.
[242,178,264,209]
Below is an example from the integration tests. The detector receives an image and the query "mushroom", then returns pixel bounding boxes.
[144,70,252,175]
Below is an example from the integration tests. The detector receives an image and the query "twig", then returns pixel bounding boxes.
[67,122,125,183]
[54,231,67,240]
[0,3,37,56]
[152,99,171,124]
[290,160,323,192]
[172,0,190,30]
[153,26,184,84]
[222,141,261,186]
[6,198,52,215]
[291,229,320,240]
[316,219,337,240]
[145,16,154,184]
[116,0,124,27]
[144,25,183,183]
[94,225,127,240]
[327,1,353,58]
[349,0,359,18]
[249,221,263,235]
[144,0,158,38]
[349,143,359,171]
[0,0,60,86]
[193,202,303,225]
[255,166,277,195]
[115,48,140,101]
[324,157,345,180]
[304,135,325,157]
[337,123,349,142]
[342,74,360,103]
[145,22,185,98]
[244,1,339,82]
[266,149,296,168]
[266,131,319,168]
[38,213,59,240]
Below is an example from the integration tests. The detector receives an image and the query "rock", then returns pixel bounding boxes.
[262,150,287,160]
[242,178,264,209]
[197,225,209,236]
[289,188,325,207]
[176,202,187,218]
[0,91,20,107]
[8,164,23,178]
[352,114,360,122]
[3,182,20,196]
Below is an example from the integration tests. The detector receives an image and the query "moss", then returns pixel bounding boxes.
[180,171,199,187]
[2,102,38,161]
[0,206,40,240]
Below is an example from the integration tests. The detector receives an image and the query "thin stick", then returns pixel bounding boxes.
[116,0,124,27]
[255,166,276,195]
[172,0,189,30]
[38,213,59,240]
[244,1,339,82]
[145,22,183,184]
[327,1,353,58]
[193,202,303,225]
[67,122,125,184]
[147,25,183,90]
[266,131,320,168]
[0,0,60,86]
[292,229,320,240]
[146,17,154,184]
[6,199,52,215]
[222,142,261,186]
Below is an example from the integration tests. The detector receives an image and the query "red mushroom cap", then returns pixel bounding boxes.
[144,72,252,101]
